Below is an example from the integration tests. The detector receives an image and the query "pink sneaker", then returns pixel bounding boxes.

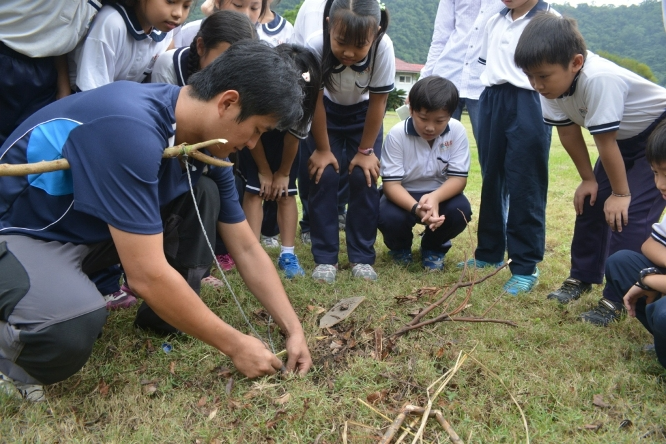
[103,283,137,310]
[215,253,235,271]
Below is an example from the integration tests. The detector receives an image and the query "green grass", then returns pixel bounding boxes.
[2,112,665,443]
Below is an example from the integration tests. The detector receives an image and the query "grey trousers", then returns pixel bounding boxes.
[0,176,220,385]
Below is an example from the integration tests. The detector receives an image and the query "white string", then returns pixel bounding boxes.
[184,157,276,354]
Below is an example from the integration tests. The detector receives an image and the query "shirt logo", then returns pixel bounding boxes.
[579,106,588,117]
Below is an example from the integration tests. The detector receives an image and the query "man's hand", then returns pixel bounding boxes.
[623,284,658,317]
[284,331,313,376]
[604,194,631,232]
[573,179,598,215]
[269,172,290,201]
[229,334,284,378]
[308,150,339,184]
[349,152,380,187]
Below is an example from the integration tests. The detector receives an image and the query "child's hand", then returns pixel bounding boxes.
[623,284,658,317]
[349,152,380,187]
[258,171,273,199]
[604,194,631,232]
[416,194,445,231]
[573,179,598,215]
[308,150,339,184]
[270,173,290,201]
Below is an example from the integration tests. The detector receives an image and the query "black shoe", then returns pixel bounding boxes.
[134,302,182,335]
[547,278,592,304]
[580,298,625,327]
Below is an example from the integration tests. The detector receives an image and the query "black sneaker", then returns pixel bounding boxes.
[547,278,592,304]
[580,298,625,327]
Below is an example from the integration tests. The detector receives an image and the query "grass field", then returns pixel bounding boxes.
[2,112,665,443]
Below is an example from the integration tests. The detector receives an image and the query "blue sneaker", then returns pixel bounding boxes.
[421,250,445,271]
[503,267,539,295]
[389,249,413,265]
[456,258,504,269]
[278,253,305,279]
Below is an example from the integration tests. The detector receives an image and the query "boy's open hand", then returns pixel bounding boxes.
[269,172,290,201]
[349,152,380,187]
[308,150,339,184]
[573,179,598,215]
[604,194,631,232]
[257,171,273,199]
[623,284,658,317]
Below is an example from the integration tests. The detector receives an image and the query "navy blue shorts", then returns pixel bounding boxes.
[237,129,299,196]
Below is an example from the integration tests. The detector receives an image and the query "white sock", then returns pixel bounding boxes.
[281,246,295,256]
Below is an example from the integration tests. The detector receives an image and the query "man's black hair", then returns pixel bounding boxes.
[514,13,587,71]
[188,40,304,131]
[408,76,459,116]
[646,120,666,166]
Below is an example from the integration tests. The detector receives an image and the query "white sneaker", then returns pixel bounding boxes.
[0,371,45,402]
[260,235,280,248]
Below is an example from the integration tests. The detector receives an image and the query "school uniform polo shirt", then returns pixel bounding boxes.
[479,0,556,90]
[381,117,470,192]
[0,81,245,245]
[305,31,395,106]
[152,47,190,86]
[172,19,201,48]
[540,51,666,140]
[70,3,172,91]
[652,214,666,248]
[0,0,101,57]
[292,0,326,45]
[257,12,294,46]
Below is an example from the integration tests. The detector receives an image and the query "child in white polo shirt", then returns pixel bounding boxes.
[515,14,666,326]
[459,0,555,295]
[379,76,472,270]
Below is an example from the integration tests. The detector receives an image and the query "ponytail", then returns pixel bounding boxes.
[321,0,389,93]
[186,10,257,77]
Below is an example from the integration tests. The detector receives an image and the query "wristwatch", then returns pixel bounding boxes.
[637,267,662,290]
[358,148,374,156]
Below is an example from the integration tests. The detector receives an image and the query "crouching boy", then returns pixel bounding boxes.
[606,121,666,368]
[378,76,472,270]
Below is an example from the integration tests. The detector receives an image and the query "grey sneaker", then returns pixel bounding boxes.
[338,213,346,231]
[300,231,311,245]
[0,371,45,402]
[351,263,377,281]
[312,264,337,283]
[261,235,280,248]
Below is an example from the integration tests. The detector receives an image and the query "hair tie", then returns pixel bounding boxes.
[377,0,386,11]
[302,71,311,82]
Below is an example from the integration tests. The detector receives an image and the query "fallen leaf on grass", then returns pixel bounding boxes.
[593,394,610,408]
[244,390,260,400]
[97,380,109,397]
[169,361,176,375]
[197,396,207,407]
[142,383,157,396]
[225,377,234,396]
[145,339,155,354]
[307,305,326,314]
[274,393,291,405]
[580,423,603,432]
[265,409,287,429]
[207,408,218,420]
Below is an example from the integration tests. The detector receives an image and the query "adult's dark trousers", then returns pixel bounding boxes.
[308,98,383,265]
[570,111,666,285]
[474,83,550,276]
[378,192,471,253]
[0,42,57,147]
[604,249,666,368]
[0,176,218,385]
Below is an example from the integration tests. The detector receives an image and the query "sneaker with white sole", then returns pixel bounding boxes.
[261,235,280,248]
[421,250,445,271]
[580,298,625,327]
[278,253,305,279]
[351,263,377,281]
[312,264,337,283]
[503,268,540,295]
[0,371,45,402]
[300,231,311,245]
[103,283,137,310]
[547,277,592,304]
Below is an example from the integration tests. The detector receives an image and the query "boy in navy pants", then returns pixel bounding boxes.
[459,0,554,294]
[516,14,666,325]
[379,76,472,269]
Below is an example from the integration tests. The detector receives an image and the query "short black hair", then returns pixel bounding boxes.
[408,76,459,116]
[188,40,303,131]
[514,13,587,71]
[646,120,666,166]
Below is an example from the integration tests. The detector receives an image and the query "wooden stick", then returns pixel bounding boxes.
[433,412,464,444]
[0,139,231,176]
[396,316,518,336]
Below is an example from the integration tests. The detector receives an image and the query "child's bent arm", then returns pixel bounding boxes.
[309,90,338,183]
[249,138,273,197]
[55,55,71,99]
[349,92,387,186]
[595,131,630,232]
[383,181,418,211]
[431,177,467,204]
[272,132,299,200]
[557,124,598,215]
[642,237,666,269]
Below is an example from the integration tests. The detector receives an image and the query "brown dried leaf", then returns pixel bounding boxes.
[145,339,155,354]
[307,305,326,314]
[581,423,603,432]
[197,396,207,407]
[244,390,261,400]
[207,408,218,420]
[225,377,234,396]
[97,380,109,397]
[265,409,287,429]
[395,294,418,304]
[169,361,176,375]
[366,392,381,404]
[593,394,610,408]
[374,328,383,361]
[212,366,233,378]
[142,383,157,396]
[274,393,291,405]
[435,347,445,358]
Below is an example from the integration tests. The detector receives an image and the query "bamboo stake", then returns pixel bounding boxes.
[0,139,231,176]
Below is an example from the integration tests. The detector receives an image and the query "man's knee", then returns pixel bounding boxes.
[16,307,108,385]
